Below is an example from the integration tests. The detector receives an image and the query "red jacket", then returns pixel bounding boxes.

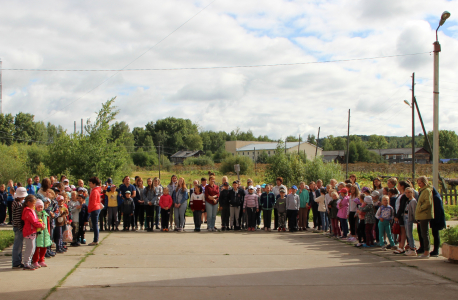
[159,194,173,209]
[22,207,44,237]
[88,186,102,213]
[205,184,220,205]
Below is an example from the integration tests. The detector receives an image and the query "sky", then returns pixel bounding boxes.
[1,0,457,141]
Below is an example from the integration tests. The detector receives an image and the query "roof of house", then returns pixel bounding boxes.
[236,142,320,152]
[321,150,346,156]
[368,148,429,155]
[170,150,203,158]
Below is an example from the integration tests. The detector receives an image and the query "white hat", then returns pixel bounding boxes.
[63,179,69,183]
[248,185,254,190]
[14,187,28,199]
[364,196,373,204]
[371,190,380,197]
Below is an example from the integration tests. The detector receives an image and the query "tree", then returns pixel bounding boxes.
[286,135,299,142]
[307,134,316,145]
[367,135,388,149]
[0,113,15,145]
[14,112,38,144]
[256,150,269,163]
[424,130,458,159]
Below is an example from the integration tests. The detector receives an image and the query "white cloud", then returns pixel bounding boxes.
[1,0,457,140]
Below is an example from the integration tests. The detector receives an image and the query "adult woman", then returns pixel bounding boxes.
[349,174,360,190]
[393,181,410,254]
[174,178,189,232]
[144,178,155,231]
[88,177,102,246]
[167,175,178,230]
[205,176,219,231]
[429,187,446,257]
[6,180,15,225]
[134,177,145,231]
[372,177,383,195]
[415,176,434,258]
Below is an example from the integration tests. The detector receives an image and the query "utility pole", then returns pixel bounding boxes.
[285,138,287,155]
[254,147,257,175]
[315,127,320,158]
[345,109,350,179]
[81,119,83,136]
[158,143,161,179]
[0,59,2,115]
[74,121,76,134]
[411,72,416,186]
[298,135,300,154]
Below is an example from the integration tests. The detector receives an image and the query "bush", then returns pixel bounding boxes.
[445,212,451,221]
[131,150,157,167]
[184,156,214,166]
[0,143,29,185]
[219,155,253,175]
[159,155,173,172]
[443,226,458,246]
[0,230,15,251]
[303,156,343,184]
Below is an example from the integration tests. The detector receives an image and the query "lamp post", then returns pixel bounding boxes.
[432,11,451,189]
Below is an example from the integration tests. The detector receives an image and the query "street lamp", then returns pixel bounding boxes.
[432,11,451,189]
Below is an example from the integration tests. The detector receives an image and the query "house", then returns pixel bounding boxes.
[368,148,431,164]
[225,141,322,162]
[170,150,204,164]
[322,150,346,163]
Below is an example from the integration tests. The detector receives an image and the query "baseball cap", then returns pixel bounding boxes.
[223,182,229,186]
[248,186,254,190]
[106,178,113,184]
[361,187,370,193]
[261,184,266,188]
[371,190,380,197]
[125,190,131,194]
[339,188,348,194]
[63,179,69,183]
[291,185,298,190]
[279,188,286,193]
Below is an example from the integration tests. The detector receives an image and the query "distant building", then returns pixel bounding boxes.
[170,150,204,164]
[225,141,322,162]
[321,147,431,164]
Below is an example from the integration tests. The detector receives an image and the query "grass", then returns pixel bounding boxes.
[0,230,15,251]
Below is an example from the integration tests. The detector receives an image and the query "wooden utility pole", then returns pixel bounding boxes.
[285,138,287,155]
[158,143,161,179]
[315,127,320,157]
[254,147,257,175]
[298,135,300,154]
[345,109,350,179]
[411,72,416,186]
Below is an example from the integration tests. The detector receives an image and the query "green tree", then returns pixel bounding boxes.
[424,130,458,159]
[219,155,253,175]
[111,121,135,148]
[0,113,15,145]
[14,112,38,144]
[286,135,299,142]
[307,134,316,145]
[256,150,269,163]
[367,135,388,149]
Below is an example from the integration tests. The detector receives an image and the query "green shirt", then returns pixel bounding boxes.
[296,189,309,208]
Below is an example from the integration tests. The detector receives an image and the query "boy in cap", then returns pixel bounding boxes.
[228,181,243,231]
[275,187,287,231]
[259,184,276,231]
[286,186,300,232]
[121,191,135,231]
[76,194,89,244]
[11,187,28,268]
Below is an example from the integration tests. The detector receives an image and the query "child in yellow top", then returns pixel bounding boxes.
[106,185,119,231]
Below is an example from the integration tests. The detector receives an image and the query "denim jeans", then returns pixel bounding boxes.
[174,203,187,229]
[205,202,218,230]
[404,214,415,249]
[90,209,101,242]
[320,212,329,231]
[340,218,348,237]
[12,227,23,267]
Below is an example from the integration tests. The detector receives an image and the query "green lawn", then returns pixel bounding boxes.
[0,230,15,251]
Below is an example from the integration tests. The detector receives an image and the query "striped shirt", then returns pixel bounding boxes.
[12,200,23,230]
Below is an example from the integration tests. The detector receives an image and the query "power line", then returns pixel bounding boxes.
[3,52,432,72]
[42,0,218,121]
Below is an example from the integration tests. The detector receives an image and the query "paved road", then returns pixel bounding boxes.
[1,220,458,300]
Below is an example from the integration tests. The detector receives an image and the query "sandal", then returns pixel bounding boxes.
[393,249,405,254]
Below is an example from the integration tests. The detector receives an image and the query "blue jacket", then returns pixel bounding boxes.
[260,192,276,210]
[26,184,38,195]
[0,190,7,205]
[79,203,90,223]
[431,187,446,231]
[174,188,189,205]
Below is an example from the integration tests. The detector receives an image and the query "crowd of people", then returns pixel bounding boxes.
[0,172,447,271]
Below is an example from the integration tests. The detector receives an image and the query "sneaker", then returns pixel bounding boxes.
[81,239,86,244]
[267,228,271,232]
[12,263,25,269]
[39,262,48,267]
[430,251,439,257]
[418,253,430,259]
[362,244,371,248]
[405,250,417,256]
[355,243,362,247]
[23,265,35,271]
[278,228,282,232]
[32,262,41,268]
[88,242,99,246]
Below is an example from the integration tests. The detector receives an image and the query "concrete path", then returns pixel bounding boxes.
[1,220,458,300]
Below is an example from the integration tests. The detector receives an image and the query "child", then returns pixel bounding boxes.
[337,188,350,238]
[328,191,341,238]
[404,188,418,256]
[43,199,56,257]
[12,187,28,269]
[376,195,396,250]
[355,194,366,247]
[243,186,259,232]
[286,186,299,232]
[55,195,68,253]
[324,185,333,234]
[69,192,81,246]
[371,190,381,245]
[106,185,119,231]
[348,185,360,241]
[0,184,7,225]
[122,191,135,231]
[77,194,89,244]
[360,196,376,247]
[219,182,230,231]
[32,200,52,268]
[315,188,327,232]
[21,195,45,270]
[260,184,276,231]
[228,181,243,231]
[159,187,173,231]
[190,185,205,232]
[275,188,287,232]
